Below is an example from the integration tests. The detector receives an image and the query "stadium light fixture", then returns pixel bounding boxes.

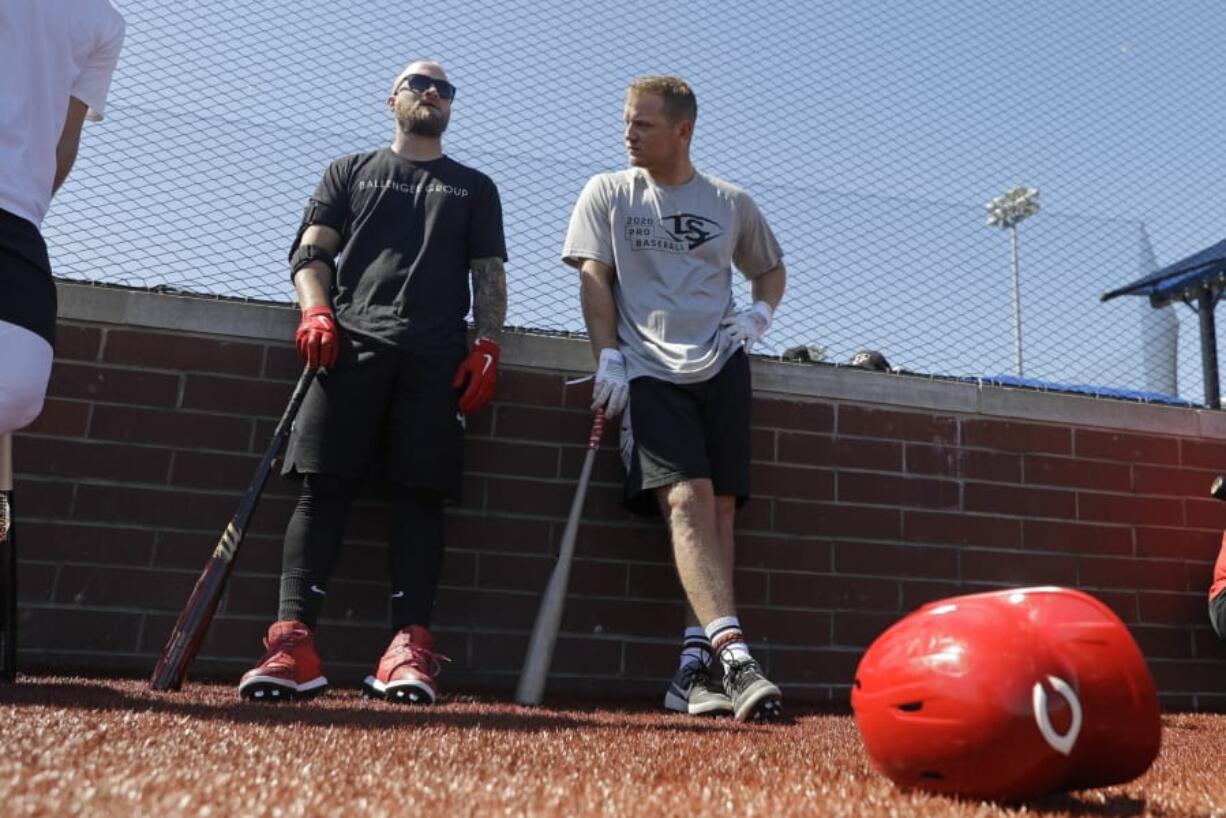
[985,185,1041,377]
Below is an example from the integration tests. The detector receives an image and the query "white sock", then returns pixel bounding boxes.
[704,616,753,668]
[678,626,713,669]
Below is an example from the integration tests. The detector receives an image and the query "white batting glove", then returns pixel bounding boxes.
[592,348,629,417]
[721,301,773,354]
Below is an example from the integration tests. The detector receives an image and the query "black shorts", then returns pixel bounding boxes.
[0,209,56,348]
[1212,590,1226,641]
[624,350,751,515]
[282,331,467,500]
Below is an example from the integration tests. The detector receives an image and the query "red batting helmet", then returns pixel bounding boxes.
[851,586,1160,801]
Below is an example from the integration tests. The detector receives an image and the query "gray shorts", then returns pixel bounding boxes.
[1212,590,1226,641]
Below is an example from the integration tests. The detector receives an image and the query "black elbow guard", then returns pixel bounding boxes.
[289,244,337,282]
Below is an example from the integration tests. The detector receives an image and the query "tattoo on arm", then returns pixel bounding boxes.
[470,257,507,341]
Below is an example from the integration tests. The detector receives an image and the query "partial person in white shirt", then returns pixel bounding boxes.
[0,0,125,435]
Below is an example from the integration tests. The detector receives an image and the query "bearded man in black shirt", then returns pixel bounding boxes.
[238,60,507,705]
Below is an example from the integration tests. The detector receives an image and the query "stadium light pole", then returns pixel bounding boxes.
[985,185,1041,377]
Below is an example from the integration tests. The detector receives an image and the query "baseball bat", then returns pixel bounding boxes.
[150,365,317,691]
[0,434,15,683]
[515,409,606,705]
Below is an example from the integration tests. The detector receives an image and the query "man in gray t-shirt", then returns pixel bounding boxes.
[562,75,787,722]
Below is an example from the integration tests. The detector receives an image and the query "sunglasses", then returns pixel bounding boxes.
[396,74,457,101]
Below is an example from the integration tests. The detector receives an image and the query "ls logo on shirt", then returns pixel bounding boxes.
[624,213,723,253]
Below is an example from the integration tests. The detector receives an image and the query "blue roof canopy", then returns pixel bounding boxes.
[1101,238,1226,307]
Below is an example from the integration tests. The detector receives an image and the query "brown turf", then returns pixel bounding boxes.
[1,676,1224,817]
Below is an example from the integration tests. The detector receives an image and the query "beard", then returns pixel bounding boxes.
[394,95,449,137]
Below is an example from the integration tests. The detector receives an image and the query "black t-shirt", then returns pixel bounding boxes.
[297,149,507,353]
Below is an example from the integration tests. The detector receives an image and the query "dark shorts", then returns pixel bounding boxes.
[282,331,467,501]
[624,350,751,516]
[1212,590,1226,641]
[0,209,55,348]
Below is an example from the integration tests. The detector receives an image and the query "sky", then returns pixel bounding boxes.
[44,0,1226,402]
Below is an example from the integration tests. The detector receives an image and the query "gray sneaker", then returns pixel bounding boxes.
[664,661,734,716]
[722,657,783,722]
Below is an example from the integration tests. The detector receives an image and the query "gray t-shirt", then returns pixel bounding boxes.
[562,168,783,383]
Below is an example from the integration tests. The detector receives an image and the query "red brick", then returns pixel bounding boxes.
[1078,492,1183,527]
[1130,625,1194,659]
[479,553,626,597]
[446,514,556,556]
[20,398,90,437]
[1133,465,1218,497]
[907,445,1020,482]
[495,405,593,445]
[1075,429,1179,465]
[903,510,1021,549]
[1079,556,1186,592]
[960,549,1079,586]
[1149,660,1226,692]
[565,521,671,563]
[104,329,264,375]
[151,530,282,574]
[169,450,296,496]
[735,497,773,532]
[624,640,684,676]
[20,608,144,652]
[55,324,103,361]
[469,438,560,479]
[838,406,956,444]
[771,573,899,610]
[181,373,299,417]
[558,446,626,485]
[562,595,684,637]
[777,433,902,471]
[17,436,170,483]
[752,398,834,433]
[751,428,776,462]
[964,482,1076,519]
[834,541,959,579]
[53,564,199,611]
[734,569,770,606]
[1022,519,1132,556]
[73,484,237,530]
[496,368,565,406]
[832,611,899,647]
[1137,592,1206,625]
[625,562,681,600]
[11,478,74,518]
[90,404,252,452]
[961,419,1070,454]
[838,472,958,509]
[1180,438,1226,470]
[1023,455,1130,492]
[432,588,539,631]
[20,521,155,565]
[735,533,832,573]
[739,605,832,645]
[16,562,56,603]
[751,463,834,501]
[770,646,861,685]
[1135,527,1219,560]
[899,580,964,611]
[775,501,901,540]
[439,550,477,588]
[262,344,303,380]
[47,362,180,407]
[1186,498,1226,529]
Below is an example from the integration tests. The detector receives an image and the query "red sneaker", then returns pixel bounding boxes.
[362,625,450,704]
[238,620,328,701]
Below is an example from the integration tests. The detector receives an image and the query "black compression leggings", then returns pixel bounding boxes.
[278,473,446,631]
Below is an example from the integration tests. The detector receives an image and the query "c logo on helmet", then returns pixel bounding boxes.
[1031,675,1082,755]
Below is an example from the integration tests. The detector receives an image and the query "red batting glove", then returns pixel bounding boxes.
[295,306,338,370]
[452,338,500,414]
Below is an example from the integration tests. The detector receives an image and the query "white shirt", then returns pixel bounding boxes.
[0,0,125,227]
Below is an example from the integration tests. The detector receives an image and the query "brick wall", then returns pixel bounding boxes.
[11,284,1226,709]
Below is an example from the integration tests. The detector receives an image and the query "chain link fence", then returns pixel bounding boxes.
[44,0,1226,403]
